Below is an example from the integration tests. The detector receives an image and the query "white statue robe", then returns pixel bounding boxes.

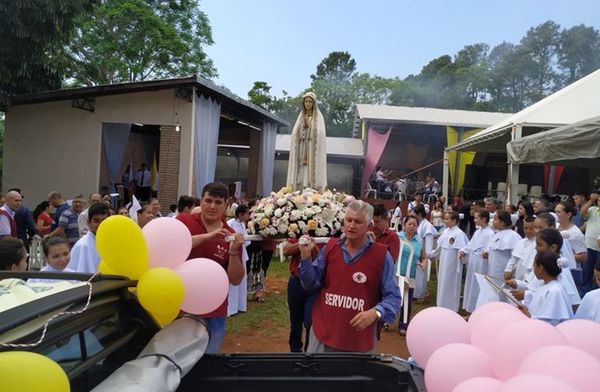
[227,218,250,316]
[286,92,327,191]
[67,232,100,273]
[575,288,600,323]
[462,225,494,313]
[432,226,469,312]
[415,219,437,299]
[487,229,522,280]
[525,279,573,326]
[505,237,537,281]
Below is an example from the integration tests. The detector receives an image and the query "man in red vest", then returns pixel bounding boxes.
[372,204,400,262]
[299,200,401,353]
[0,190,22,238]
[177,182,245,353]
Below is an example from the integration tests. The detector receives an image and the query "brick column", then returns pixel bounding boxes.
[158,126,181,215]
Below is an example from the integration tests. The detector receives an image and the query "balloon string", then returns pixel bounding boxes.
[0,273,97,348]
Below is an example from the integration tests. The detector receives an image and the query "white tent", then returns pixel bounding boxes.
[507,115,600,164]
[443,68,600,202]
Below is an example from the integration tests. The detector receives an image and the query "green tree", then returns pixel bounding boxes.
[247,81,279,112]
[487,42,531,112]
[0,0,97,109]
[557,24,600,85]
[65,0,216,86]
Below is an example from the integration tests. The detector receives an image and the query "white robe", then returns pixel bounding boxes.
[226,218,249,316]
[575,288,600,323]
[525,280,573,326]
[462,226,494,313]
[28,264,76,284]
[505,237,537,281]
[432,226,469,312]
[487,229,522,280]
[415,219,437,299]
[67,232,100,273]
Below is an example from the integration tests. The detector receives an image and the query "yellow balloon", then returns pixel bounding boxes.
[96,215,148,279]
[0,351,70,392]
[137,268,185,325]
[98,260,119,275]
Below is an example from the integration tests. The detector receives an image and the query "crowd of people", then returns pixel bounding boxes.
[1,183,599,355]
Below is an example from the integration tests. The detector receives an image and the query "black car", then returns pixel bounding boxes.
[0,272,425,392]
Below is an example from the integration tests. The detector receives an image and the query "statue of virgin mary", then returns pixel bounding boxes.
[286,92,327,191]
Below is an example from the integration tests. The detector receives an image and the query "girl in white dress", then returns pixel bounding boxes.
[556,202,588,296]
[413,204,437,300]
[485,210,522,281]
[504,217,537,281]
[432,211,469,312]
[29,237,75,284]
[460,209,494,313]
[226,205,250,316]
[518,250,573,326]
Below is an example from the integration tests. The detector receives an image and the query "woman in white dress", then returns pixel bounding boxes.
[575,259,600,322]
[556,201,588,296]
[518,250,573,326]
[413,204,437,301]
[226,205,251,316]
[485,210,522,281]
[431,211,469,312]
[460,208,494,313]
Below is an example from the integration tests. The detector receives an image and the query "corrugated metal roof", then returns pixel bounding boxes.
[276,134,363,157]
[356,104,512,128]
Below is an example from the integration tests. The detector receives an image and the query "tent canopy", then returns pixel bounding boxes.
[448,68,600,152]
[507,115,600,164]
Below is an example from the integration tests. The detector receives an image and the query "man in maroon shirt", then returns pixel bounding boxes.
[372,204,400,263]
[177,183,244,353]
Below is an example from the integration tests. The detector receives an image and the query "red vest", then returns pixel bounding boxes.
[311,239,387,352]
[177,213,236,318]
[0,209,17,237]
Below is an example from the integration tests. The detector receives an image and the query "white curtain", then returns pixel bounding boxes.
[102,123,131,190]
[259,122,278,196]
[194,95,221,196]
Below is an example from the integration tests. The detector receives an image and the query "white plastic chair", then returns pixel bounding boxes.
[517,184,528,198]
[530,185,543,199]
[496,182,507,202]
[365,183,377,199]
[278,241,288,262]
[396,240,415,326]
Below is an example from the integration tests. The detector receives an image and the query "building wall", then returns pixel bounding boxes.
[4,89,193,206]
[273,158,355,194]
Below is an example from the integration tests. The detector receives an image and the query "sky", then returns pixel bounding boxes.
[202,0,600,99]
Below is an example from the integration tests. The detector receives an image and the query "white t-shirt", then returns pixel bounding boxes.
[560,224,587,255]
[585,206,600,251]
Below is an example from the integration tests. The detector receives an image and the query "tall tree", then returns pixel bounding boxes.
[519,20,560,103]
[557,24,600,85]
[65,0,216,86]
[247,81,279,112]
[487,42,532,112]
[0,0,97,109]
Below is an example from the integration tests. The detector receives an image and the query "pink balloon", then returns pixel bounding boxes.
[557,319,600,361]
[452,377,503,392]
[468,302,521,331]
[518,345,600,392]
[175,258,229,314]
[407,307,469,367]
[425,343,495,392]
[470,310,526,353]
[488,319,567,380]
[499,375,577,392]
[143,217,192,269]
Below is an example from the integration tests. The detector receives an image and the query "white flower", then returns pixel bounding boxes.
[274,208,282,217]
[277,198,286,207]
[264,205,274,216]
[315,227,328,236]
[290,210,302,221]
[277,223,288,234]
[298,221,307,230]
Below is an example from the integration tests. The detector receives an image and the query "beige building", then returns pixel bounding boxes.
[3,77,288,210]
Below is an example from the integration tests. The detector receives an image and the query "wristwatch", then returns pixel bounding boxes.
[374,309,382,320]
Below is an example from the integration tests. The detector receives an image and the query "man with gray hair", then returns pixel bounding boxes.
[484,197,498,218]
[298,200,401,353]
[0,190,23,238]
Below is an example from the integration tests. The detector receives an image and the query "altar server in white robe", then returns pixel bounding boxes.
[460,208,494,313]
[431,211,469,312]
[504,217,537,281]
[485,210,522,281]
[534,213,581,305]
[575,260,600,322]
[227,205,250,316]
[68,203,110,273]
[413,204,438,300]
[518,250,573,326]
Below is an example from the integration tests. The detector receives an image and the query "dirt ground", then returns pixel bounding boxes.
[221,272,414,358]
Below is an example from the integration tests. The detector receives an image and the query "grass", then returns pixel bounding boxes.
[226,258,291,336]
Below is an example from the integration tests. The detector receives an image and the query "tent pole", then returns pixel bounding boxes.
[507,124,522,205]
[443,150,449,201]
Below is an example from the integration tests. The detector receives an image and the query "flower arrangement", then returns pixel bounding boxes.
[247,187,355,239]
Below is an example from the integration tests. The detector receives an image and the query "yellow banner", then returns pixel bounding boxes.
[447,127,479,193]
